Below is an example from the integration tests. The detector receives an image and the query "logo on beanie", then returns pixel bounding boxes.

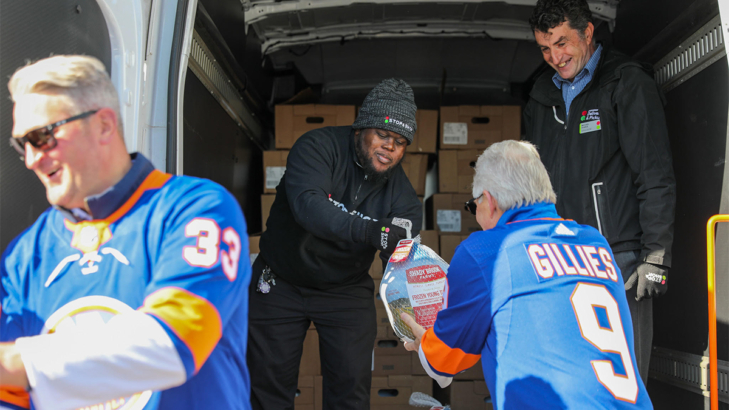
[384,116,413,132]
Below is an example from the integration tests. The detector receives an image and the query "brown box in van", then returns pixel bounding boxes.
[408,109,438,153]
[261,194,276,232]
[440,105,521,150]
[428,194,481,235]
[249,235,261,265]
[438,149,483,193]
[275,104,356,149]
[372,355,413,377]
[401,153,428,196]
[295,375,322,410]
[439,234,470,263]
[299,329,321,376]
[370,376,433,405]
[449,380,492,410]
[263,150,288,194]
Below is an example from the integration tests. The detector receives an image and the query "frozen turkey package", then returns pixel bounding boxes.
[379,238,449,342]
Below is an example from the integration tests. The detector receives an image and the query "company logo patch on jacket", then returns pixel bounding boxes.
[579,109,601,134]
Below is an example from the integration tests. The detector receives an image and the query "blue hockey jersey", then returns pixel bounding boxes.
[419,202,652,409]
[0,154,251,410]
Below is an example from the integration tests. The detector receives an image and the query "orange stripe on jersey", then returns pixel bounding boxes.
[421,328,481,375]
[105,170,171,223]
[0,387,30,409]
[139,287,223,373]
[506,217,569,225]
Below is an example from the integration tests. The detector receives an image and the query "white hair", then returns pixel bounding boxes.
[472,140,556,210]
[8,55,123,136]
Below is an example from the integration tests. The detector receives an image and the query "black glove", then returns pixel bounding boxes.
[366,218,411,254]
[624,262,668,301]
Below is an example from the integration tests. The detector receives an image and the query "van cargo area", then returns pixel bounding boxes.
[1,0,729,408]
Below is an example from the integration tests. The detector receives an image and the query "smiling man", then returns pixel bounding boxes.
[0,55,251,410]
[523,0,676,387]
[249,79,422,409]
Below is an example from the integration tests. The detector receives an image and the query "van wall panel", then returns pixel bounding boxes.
[654,57,729,362]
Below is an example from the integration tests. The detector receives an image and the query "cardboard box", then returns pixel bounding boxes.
[296,376,315,407]
[275,105,356,149]
[370,251,384,279]
[454,359,485,380]
[439,235,469,263]
[411,351,427,375]
[376,306,391,327]
[450,380,492,410]
[249,235,261,265]
[440,106,521,150]
[408,110,438,153]
[438,150,483,193]
[372,353,412,376]
[419,230,439,254]
[263,151,288,194]
[296,376,323,410]
[401,153,428,196]
[299,329,321,376]
[261,195,276,232]
[374,330,410,356]
[428,194,481,235]
[371,376,433,406]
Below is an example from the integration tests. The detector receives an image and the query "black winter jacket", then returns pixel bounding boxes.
[524,47,676,267]
[259,126,422,289]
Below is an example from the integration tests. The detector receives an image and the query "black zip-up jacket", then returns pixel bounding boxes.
[259,126,422,289]
[524,47,676,267]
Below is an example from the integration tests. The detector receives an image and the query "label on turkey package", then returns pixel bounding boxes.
[405,264,447,328]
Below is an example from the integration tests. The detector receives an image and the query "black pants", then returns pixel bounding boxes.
[247,256,377,410]
[615,249,653,388]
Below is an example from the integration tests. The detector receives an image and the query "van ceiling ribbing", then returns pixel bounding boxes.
[243,0,619,55]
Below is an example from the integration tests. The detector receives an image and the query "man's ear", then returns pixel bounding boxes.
[584,22,595,44]
[483,190,497,217]
[96,107,119,145]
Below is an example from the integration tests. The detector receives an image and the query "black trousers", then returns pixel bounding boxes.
[247,256,377,410]
[615,249,653,388]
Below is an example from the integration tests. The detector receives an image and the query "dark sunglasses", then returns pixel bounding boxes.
[464,194,484,215]
[9,109,99,158]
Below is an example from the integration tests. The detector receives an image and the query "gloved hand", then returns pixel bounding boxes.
[366,218,411,254]
[624,262,668,301]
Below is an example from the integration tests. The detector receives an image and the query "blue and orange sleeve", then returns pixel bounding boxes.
[139,180,251,378]
[1,246,30,409]
[421,243,491,377]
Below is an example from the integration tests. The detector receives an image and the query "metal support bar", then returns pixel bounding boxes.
[707,215,729,410]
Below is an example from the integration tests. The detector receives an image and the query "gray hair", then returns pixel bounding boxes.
[472,140,556,210]
[8,55,123,135]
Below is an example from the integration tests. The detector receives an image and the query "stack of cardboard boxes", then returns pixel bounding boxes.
[252,103,520,409]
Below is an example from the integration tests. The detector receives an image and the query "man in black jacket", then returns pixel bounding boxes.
[249,79,422,409]
[524,0,676,386]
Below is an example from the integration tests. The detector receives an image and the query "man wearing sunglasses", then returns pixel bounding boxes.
[0,55,252,410]
[401,140,653,409]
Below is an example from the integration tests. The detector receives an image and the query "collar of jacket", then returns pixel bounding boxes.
[495,202,562,227]
[55,152,156,222]
[528,46,651,107]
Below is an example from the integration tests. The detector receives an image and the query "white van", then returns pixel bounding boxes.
[1,1,728,408]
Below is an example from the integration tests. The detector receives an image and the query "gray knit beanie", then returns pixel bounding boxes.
[352,78,417,144]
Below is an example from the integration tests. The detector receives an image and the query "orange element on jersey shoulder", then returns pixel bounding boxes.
[63,170,171,251]
[139,287,223,374]
[0,387,30,409]
[421,328,481,376]
[507,217,570,225]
